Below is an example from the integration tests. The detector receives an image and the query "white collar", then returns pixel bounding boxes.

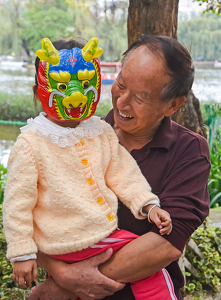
[20,112,104,148]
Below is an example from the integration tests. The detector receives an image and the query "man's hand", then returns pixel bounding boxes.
[36,248,125,300]
[53,248,125,300]
[28,277,77,300]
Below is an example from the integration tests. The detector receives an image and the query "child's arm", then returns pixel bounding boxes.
[13,260,38,289]
[104,124,160,219]
[143,205,172,235]
[3,137,38,260]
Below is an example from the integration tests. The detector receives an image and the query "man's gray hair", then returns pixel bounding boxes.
[122,35,195,103]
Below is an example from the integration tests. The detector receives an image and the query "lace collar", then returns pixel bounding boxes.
[20,112,105,148]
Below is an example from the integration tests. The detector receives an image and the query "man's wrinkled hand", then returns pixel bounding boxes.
[53,248,125,300]
[28,277,77,300]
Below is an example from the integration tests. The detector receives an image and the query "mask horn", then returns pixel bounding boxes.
[36,38,60,66]
[81,37,103,62]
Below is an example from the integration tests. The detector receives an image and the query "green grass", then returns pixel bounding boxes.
[0,92,42,122]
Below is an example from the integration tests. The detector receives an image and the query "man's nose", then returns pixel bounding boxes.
[117,90,131,110]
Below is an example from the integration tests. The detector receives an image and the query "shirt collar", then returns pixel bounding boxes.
[20,112,105,148]
[105,109,177,151]
[148,116,177,150]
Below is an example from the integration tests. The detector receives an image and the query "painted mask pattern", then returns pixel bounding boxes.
[36,37,102,122]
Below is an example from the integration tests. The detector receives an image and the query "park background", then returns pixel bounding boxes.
[0,0,221,299]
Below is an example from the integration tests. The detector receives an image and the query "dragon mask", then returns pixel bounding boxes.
[36,37,102,122]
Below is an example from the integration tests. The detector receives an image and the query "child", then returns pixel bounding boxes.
[3,37,176,300]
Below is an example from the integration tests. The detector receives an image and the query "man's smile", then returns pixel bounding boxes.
[118,109,134,120]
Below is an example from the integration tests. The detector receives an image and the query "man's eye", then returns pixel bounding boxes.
[118,83,125,90]
[134,95,143,104]
[57,83,67,92]
[82,80,90,89]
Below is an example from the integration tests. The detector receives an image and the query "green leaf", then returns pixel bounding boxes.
[188,283,196,290]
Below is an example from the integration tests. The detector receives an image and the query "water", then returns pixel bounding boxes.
[0,140,14,167]
[0,61,112,99]
[0,61,35,95]
[0,61,220,166]
[193,62,221,103]
[1,61,220,102]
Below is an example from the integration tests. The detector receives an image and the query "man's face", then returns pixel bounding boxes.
[111,46,174,137]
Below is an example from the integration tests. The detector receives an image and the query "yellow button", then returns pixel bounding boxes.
[107,214,113,221]
[80,140,84,146]
[82,159,88,165]
[97,198,103,204]
[88,178,93,185]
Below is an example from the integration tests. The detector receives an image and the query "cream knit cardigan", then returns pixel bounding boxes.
[3,114,159,259]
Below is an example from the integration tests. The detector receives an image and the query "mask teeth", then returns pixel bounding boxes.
[67,106,84,114]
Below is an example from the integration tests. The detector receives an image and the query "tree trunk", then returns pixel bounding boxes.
[127,0,206,138]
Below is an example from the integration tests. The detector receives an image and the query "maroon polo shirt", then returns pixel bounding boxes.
[103,110,210,300]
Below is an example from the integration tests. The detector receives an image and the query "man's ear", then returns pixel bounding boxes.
[164,96,186,117]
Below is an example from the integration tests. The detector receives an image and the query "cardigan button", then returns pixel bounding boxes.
[88,178,93,185]
[80,140,84,146]
[97,198,103,204]
[82,159,88,165]
[107,214,113,221]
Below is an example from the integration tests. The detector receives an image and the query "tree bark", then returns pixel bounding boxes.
[127,0,206,138]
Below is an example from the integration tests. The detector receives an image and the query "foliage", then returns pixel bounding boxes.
[0,92,42,122]
[203,103,221,148]
[21,0,73,54]
[184,219,221,299]
[178,12,221,61]
[202,103,221,207]
[94,99,112,118]
[0,165,7,205]
[208,134,221,208]
[0,0,128,62]
[194,0,221,15]
[0,202,46,299]
[0,0,24,58]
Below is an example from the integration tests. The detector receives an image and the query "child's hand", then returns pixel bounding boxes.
[148,206,172,235]
[13,260,38,289]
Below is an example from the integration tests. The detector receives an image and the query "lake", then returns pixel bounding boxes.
[0,60,221,166]
[0,61,112,99]
[193,62,221,103]
[1,61,220,101]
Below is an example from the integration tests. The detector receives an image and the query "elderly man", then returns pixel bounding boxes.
[29,35,210,300]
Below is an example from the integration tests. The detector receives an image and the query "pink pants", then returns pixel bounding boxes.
[51,229,177,300]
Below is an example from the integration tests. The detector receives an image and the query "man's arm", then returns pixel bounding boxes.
[34,231,180,300]
[99,232,181,283]
[36,248,125,300]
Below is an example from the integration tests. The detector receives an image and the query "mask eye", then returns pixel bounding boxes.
[57,83,67,92]
[82,80,89,89]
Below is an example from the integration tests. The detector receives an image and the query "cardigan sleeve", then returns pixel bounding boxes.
[3,136,38,259]
[104,124,159,220]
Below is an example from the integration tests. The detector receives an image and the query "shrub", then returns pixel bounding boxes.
[94,99,112,118]
[0,93,42,122]
[0,165,7,205]
[201,103,221,207]
[184,219,221,300]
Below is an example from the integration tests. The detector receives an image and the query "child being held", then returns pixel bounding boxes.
[3,37,175,300]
